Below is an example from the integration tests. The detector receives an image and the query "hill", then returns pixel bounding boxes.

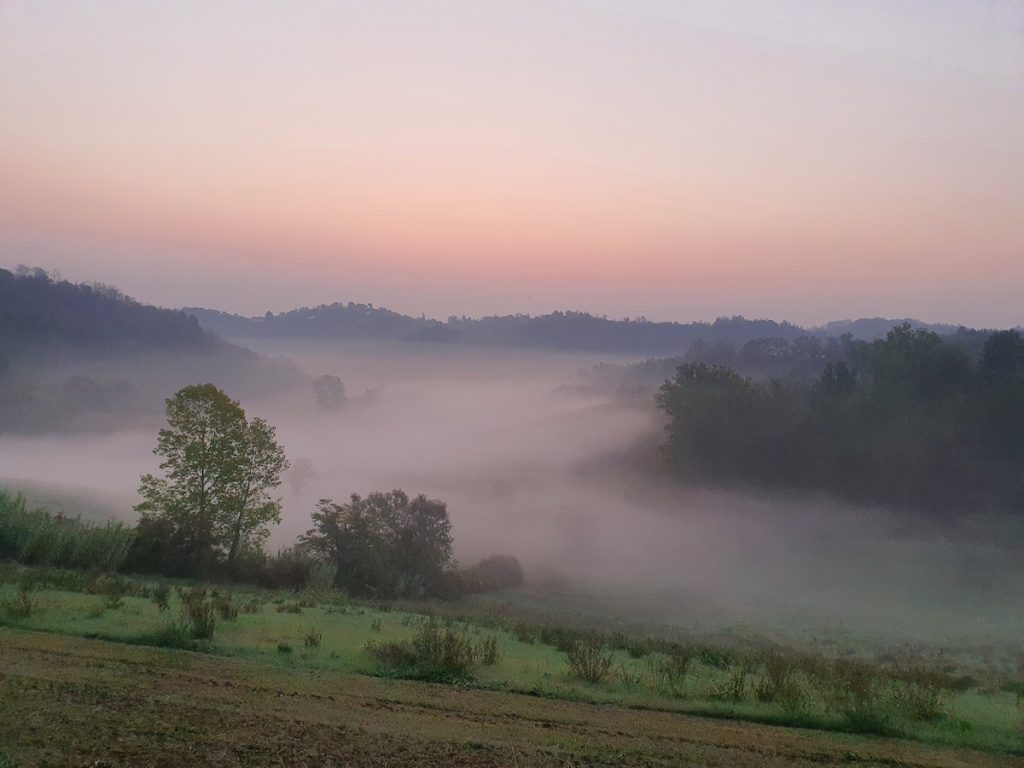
[186,303,964,354]
[0,267,298,433]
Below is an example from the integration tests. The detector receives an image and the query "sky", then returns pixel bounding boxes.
[1,1,1022,327]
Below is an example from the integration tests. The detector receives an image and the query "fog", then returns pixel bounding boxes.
[3,340,1022,646]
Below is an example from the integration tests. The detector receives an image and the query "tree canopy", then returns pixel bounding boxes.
[657,325,1024,513]
[133,384,288,575]
[301,490,454,598]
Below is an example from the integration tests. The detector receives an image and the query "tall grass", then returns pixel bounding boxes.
[0,490,132,572]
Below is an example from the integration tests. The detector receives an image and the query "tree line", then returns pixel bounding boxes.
[657,325,1024,513]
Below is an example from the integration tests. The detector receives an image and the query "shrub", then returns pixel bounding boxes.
[709,660,754,703]
[649,647,694,695]
[540,625,590,653]
[255,547,335,591]
[888,651,949,722]
[809,657,893,734]
[241,597,263,614]
[754,649,807,711]
[513,621,535,643]
[213,593,238,621]
[458,554,525,594]
[565,639,614,684]
[366,620,477,682]
[277,642,293,654]
[151,584,171,612]
[178,587,216,639]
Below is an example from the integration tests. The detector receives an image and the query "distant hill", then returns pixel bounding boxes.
[813,317,962,339]
[0,267,299,434]
[1,266,226,360]
[185,302,969,354]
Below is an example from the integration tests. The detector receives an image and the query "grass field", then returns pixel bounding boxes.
[1,625,1019,768]
[0,569,1021,766]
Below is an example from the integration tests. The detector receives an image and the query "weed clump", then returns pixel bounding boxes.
[649,647,694,696]
[304,628,323,649]
[366,619,478,682]
[565,638,614,684]
[212,592,238,621]
[151,583,171,612]
[177,586,216,639]
[476,635,502,666]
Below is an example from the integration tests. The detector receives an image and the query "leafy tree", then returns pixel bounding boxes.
[302,490,453,598]
[313,374,346,410]
[134,384,288,575]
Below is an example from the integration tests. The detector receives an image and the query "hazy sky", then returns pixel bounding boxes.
[1,1,1022,326]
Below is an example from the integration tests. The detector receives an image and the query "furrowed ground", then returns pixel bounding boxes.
[0,626,1017,768]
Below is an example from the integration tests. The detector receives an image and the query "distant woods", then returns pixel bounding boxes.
[0,267,298,434]
[657,325,1024,513]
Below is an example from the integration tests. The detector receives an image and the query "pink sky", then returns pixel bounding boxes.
[1,1,1022,326]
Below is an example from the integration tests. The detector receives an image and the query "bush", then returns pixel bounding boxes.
[178,587,216,639]
[213,593,238,621]
[458,554,525,594]
[649,647,694,695]
[709,661,754,703]
[253,547,334,591]
[565,639,614,684]
[151,584,171,612]
[366,620,477,682]
[241,597,263,614]
[809,657,893,734]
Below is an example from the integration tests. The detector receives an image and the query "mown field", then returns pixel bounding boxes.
[0,567,1021,766]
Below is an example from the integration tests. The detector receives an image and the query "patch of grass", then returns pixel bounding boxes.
[123,622,198,651]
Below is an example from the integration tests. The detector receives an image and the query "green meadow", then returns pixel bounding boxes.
[1,568,1020,758]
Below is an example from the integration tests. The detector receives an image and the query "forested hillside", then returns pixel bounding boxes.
[186,302,964,354]
[657,325,1024,513]
[0,267,297,433]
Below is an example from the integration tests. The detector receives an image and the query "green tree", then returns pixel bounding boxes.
[313,374,346,410]
[302,490,453,598]
[135,384,288,574]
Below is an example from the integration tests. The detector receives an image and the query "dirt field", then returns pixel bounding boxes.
[0,627,1016,768]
